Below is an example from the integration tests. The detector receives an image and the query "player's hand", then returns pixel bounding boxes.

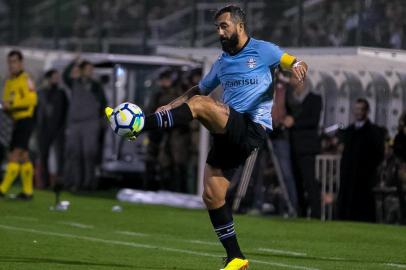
[155,104,172,113]
[292,61,308,83]
[283,115,295,128]
[1,101,12,111]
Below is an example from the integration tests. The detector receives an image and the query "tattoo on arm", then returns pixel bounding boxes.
[169,85,200,108]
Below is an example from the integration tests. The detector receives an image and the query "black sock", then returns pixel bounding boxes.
[208,204,244,260]
[143,103,193,131]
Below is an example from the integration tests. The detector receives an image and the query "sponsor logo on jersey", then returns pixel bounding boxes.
[223,78,259,88]
[247,57,257,68]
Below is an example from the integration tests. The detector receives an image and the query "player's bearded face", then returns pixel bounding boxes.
[220,30,239,53]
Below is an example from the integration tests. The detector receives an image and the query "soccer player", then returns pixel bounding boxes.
[0,50,37,199]
[106,5,307,270]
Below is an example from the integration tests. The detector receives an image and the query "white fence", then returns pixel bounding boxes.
[316,154,341,221]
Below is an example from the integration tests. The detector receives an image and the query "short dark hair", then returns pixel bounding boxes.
[356,98,370,111]
[159,69,172,80]
[214,5,247,29]
[8,50,23,60]
[79,60,92,70]
[44,68,58,79]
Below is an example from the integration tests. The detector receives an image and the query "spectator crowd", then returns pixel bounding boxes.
[5,0,406,53]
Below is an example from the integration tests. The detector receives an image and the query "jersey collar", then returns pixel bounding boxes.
[11,70,24,78]
[228,37,251,56]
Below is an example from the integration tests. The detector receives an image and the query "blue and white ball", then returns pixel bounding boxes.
[110,102,144,137]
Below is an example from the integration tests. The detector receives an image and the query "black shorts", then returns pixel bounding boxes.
[206,107,266,171]
[10,117,35,150]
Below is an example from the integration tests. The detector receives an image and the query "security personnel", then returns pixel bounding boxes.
[0,50,37,199]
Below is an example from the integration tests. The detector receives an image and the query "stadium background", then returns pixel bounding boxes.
[0,1,406,270]
[1,0,404,53]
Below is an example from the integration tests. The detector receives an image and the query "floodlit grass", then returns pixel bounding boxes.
[0,189,405,270]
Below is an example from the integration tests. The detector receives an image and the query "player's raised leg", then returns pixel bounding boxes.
[143,94,229,134]
[105,94,230,137]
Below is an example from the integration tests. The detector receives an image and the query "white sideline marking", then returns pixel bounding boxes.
[259,248,346,262]
[318,256,346,261]
[5,215,38,222]
[385,263,406,269]
[183,239,220,246]
[115,230,218,246]
[58,221,94,229]
[259,247,307,257]
[115,230,149,237]
[0,224,320,270]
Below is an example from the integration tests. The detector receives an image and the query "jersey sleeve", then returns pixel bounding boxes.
[12,75,38,109]
[262,42,285,68]
[2,81,10,102]
[198,60,220,95]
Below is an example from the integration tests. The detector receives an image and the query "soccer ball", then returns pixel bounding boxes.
[109,102,144,137]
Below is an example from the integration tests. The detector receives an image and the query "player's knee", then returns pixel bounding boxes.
[188,95,214,117]
[202,191,213,207]
[202,190,224,209]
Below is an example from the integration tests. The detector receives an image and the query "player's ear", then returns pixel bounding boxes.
[238,22,244,33]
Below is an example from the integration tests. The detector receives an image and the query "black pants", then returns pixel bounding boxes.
[38,131,64,188]
[291,154,321,218]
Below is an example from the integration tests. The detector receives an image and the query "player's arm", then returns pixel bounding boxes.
[63,56,81,88]
[1,82,11,110]
[156,58,220,113]
[280,53,308,82]
[155,85,200,112]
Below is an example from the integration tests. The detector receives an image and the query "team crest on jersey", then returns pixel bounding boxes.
[246,57,256,68]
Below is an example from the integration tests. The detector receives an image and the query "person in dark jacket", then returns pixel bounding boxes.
[393,112,406,223]
[338,98,385,222]
[394,113,406,162]
[285,75,322,218]
[36,69,68,188]
[63,59,107,191]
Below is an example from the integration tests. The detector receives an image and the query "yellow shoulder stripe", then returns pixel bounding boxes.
[280,53,296,70]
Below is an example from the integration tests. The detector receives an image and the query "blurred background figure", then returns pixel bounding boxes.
[145,70,174,190]
[394,113,406,168]
[269,70,298,216]
[145,69,191,192]
[393,113,406,223]
[0,50,37,199]
[36,69,68,189]
[338,98,385,222]
[285,75,322,218]
[63,59,106,191]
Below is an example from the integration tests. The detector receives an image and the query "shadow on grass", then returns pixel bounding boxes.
[0,255,198,270]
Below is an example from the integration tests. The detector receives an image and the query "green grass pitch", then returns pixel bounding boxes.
[0,189,405,270]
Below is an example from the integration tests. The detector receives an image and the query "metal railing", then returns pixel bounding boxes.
[316,154,341,221]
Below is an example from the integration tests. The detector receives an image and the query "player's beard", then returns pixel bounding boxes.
[220,32,239,54]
